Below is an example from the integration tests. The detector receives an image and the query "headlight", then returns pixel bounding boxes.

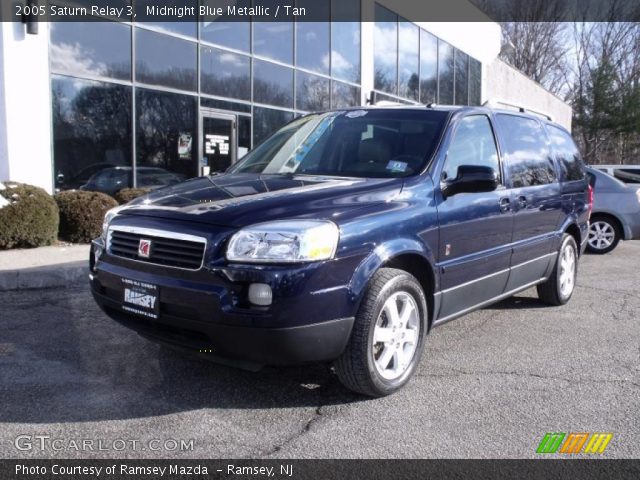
[101,206,123,242]
[226,220,339,263]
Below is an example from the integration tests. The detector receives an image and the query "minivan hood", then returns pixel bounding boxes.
[120,173,402,227]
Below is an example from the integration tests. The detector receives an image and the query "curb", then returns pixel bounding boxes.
[0,261,88,292]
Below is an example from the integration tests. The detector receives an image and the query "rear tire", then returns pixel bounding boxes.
[334,268,427,397]
[587,215,621,254]
[537,234,578,306]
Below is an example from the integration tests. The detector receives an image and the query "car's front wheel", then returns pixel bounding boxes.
[587,215,621,254]
[334,268,427,397]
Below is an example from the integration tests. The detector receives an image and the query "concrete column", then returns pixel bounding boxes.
[0,22,53,193]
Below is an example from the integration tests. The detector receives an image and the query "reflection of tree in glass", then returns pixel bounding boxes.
[297,75,330,111]
[135,64,196,92]
[136,90,197,180]
[52,78,131,189]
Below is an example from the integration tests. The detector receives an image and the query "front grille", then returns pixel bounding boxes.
[108,228,206,270]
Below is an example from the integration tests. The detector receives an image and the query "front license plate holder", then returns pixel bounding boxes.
[121,278,160,319]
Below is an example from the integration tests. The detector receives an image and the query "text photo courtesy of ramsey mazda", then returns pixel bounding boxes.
[91,106,590,397]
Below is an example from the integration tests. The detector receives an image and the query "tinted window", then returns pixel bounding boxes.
[254,1,293,64]
[200,1,250,51]
[135,29,197,91]
[253,60,294,108]
[233,110,448,178]
[398,20,419,101]
[469,58,481,106]
[374,5,397,94]
[438,41,454,104]
[136,89,198,182]
[546,125,584,182]
[296,0,330,75]
[52,76,132,192]
[454,50,469,106]
[200,47,250,100]
[613,168,640,184]
[332,81,360,108]
[296,72,330,111]
[50,22,131,81]
[420,30,438,104]
[443,116,500,182]
[136,0,197,37]
[496,114,556,187]
[331,0,361,83]
[252,107,295,146]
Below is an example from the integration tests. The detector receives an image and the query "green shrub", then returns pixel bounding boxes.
[0,182,59,249]
[115,188,152,205]
[55,190,118,244]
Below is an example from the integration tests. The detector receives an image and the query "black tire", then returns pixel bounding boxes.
[537,234,578,306]
[587,215,621,254]
[334,268,427,397]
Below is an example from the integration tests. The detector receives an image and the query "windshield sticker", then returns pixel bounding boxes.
[387,160,408,172]
[345,110,368,118]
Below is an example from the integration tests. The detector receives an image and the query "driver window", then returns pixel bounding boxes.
[442,115,500,183]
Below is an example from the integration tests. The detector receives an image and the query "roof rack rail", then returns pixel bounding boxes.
[425,103,466,109]
[482,99,552,122]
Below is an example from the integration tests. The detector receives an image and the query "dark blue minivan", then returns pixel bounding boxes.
[90,106,591,396]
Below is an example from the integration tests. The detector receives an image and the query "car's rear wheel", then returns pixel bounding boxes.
[537,234,578,306]
[334,268,427,397]
[587,215,621,254]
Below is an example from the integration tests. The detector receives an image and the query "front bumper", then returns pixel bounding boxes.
[90,238,360,367]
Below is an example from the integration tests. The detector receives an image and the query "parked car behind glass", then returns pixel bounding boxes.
[586,167,640,253]
[90,106,590,397]
[80,166,184,196]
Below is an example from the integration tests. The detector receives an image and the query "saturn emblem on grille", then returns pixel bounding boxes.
[138,239,152,258]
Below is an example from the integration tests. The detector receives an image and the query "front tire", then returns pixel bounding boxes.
[334,268,427,397]
[537,234,578,306]
[587,215,621,254]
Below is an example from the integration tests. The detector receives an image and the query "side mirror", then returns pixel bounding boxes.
[442,165,499,197]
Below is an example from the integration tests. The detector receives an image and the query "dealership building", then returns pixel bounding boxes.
[0,0,570,194]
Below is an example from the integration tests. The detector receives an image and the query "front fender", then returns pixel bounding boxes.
[348,238,438,311]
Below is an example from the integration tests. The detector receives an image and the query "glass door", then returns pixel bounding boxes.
[200,111,236,175]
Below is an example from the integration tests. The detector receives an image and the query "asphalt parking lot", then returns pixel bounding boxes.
[1,242,638,459]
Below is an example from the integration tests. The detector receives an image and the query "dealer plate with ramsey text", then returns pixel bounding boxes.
[121,278,159,319]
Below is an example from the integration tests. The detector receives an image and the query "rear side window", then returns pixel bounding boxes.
[546,125,585,181]
[613,168,640,184]
[442,115,500,182]
[496,114,556,188]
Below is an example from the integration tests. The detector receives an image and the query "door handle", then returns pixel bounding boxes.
[517,195,528,209]
[499,197,511,213]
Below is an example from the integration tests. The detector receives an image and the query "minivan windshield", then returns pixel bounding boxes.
[229,109,448,178]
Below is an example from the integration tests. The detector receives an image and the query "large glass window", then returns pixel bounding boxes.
[454,50,469,106]
[50,22,131,81]
[469,58,482,106]
[546,125,585,182]
[52,76,132,193]
[296,0,330,75]
[200,47,251,101]
[135,28,197,91]
[496,114,556,187]
[438,40,454,104]
[443,115,500,182]
[331,0,361,83]
[420,30,438,104]
[296,72,330,112]
[398,20,419,101]
[253,60,294,108]
[332,81,360,109]
[136,89,198,182]
[136,0,197,37]
[253,107,295,146]
[254,0,294,64]
[200,0,250,51]
[374,5,398,95]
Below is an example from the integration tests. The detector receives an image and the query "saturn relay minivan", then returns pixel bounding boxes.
[90,106,591,396]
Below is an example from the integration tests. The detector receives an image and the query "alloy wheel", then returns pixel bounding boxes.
[559,243,576,297]
[588,221,615,251]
